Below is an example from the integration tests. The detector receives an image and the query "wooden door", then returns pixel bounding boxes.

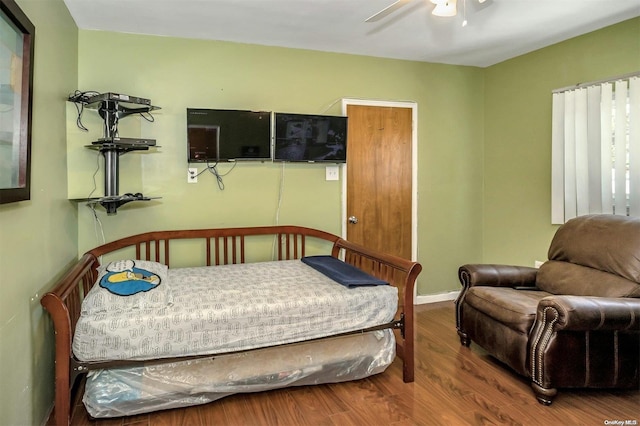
[346,104,413,260]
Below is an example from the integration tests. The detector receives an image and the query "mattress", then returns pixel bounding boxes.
[73,259,398,362]
[83,329,395,418]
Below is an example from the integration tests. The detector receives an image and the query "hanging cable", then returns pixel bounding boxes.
[86,150,105,248]
[139,111,155,122]
[275,161,285,225]
[188,161,238,190]
[272,161,286,260]
[68,90,100,131]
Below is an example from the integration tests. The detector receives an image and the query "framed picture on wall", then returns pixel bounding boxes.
[0,0,34,204]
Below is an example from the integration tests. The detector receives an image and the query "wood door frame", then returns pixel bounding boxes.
[340,98,418,264]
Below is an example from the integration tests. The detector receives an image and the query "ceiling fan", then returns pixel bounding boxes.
[366,0,487,22]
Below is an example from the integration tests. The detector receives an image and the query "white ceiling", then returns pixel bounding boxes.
[63,0,640,67]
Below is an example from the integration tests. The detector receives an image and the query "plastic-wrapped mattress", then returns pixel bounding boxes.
[84,329,395,417]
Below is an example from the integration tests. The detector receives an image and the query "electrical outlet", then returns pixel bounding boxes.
[325,165,339,181]
[188,167,198,183]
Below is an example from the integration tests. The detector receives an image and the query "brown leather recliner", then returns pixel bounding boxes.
[456,214,640,405]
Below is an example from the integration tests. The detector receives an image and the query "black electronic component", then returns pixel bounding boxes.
[92,137,157,147]
[84,92,151,107]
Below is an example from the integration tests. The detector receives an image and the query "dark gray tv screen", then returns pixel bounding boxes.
[187,108,271,162]
[273,113,347,163]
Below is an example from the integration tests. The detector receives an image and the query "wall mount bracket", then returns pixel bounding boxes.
[69,91,161,215]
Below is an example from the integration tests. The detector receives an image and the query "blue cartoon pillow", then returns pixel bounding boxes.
[99,259,162,296]
[82,260,172,315]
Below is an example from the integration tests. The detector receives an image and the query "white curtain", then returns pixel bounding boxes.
[551,75,640,224]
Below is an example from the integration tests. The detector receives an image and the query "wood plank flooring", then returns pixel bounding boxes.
[54,302,639,426]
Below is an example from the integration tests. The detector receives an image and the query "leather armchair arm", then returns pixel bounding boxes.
[530,295,640,398]
[458,264,538,289]
[536,295,640,331]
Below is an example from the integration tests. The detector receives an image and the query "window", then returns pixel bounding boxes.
[551,74,639,224]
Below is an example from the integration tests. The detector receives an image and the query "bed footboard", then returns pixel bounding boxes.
[333,237,421,382]
[41,225,421,426]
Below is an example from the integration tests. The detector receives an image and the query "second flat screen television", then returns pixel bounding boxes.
[274,113,347,163]
[187,108,271,162]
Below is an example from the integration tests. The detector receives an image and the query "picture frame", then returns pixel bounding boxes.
[0,0,34,204]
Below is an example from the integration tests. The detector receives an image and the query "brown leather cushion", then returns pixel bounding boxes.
[464,287,550,333]
[548,215,640,284]
[537,261,640,297]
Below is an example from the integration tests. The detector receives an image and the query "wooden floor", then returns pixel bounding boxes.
[54,302,639,426]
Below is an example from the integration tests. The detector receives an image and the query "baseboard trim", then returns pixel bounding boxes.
[415,290,459,305]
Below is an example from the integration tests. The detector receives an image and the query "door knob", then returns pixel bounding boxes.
[348,216,358,224]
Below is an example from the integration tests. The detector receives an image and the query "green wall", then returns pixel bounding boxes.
[73,31,485,296]
[0,1,78,425]
[483,17,640,266]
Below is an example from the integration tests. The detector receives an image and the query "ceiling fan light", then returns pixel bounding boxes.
[432,0,457,17]
[478,0,487,3]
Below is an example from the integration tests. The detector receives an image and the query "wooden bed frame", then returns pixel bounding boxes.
[41,225,422,426]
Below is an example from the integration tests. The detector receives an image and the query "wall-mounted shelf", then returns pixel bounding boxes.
[69,91,161,215]
[83,194,161,215]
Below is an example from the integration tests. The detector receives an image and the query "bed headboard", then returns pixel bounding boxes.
[88,225,340,266]
[86,225,420,306]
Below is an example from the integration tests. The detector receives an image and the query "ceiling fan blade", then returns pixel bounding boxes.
[365,0,413,22]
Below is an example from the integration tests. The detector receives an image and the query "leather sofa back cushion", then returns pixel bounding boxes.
[547,215,640,283]
[537,260,640,297]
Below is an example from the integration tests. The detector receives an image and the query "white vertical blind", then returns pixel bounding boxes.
[586,85,602,213]
[551,74,640,224]
[600,83,614,214]
[574,89,589,216]
[614,80,627,216]
[630,77,640,216]
[563,91,577,220]
[551,93,565,224]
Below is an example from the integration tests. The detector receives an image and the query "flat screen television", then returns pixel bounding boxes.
[187,108,271,162]
[273,113,347,163]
